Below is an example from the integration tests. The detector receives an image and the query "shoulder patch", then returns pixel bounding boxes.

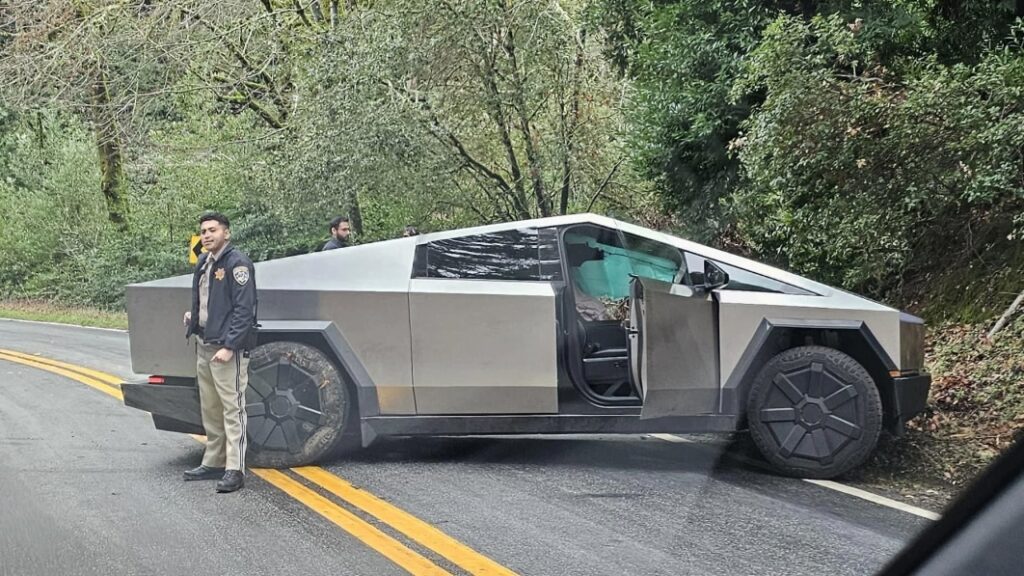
[232,266,250,286]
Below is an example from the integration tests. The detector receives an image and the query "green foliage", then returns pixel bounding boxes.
[0,111,104,300]
[732,14,1024,301]
[0,95,253,307]
[2,0,1022,493]
[1,0,656,308]
[0,0,1022,324]
[623,0,778,239]
[606,1,1023,310]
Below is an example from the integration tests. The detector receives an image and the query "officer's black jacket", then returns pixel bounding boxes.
[185,244,257,351]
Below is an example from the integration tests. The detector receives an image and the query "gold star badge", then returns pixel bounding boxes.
[214,268,226,281]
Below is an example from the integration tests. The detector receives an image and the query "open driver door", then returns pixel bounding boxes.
[628,275,722,419]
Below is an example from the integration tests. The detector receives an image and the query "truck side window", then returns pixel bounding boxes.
[564,225,682,300]
[684,253,813,295]
[412,228,562,281]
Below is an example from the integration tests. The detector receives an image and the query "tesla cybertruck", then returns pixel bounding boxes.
[121,213,930,478]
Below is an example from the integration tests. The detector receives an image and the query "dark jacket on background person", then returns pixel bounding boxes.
[185,244,257,351]
[322,237,348,251]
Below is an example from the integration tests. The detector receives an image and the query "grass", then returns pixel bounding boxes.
[0,299,128,330]
[911,242,1024,324]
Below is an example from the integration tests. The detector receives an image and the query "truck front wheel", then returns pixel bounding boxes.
[747,345,882,479]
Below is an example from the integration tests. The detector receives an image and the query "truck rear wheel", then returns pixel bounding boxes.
[747,345,882,479]
[244,341,353,468]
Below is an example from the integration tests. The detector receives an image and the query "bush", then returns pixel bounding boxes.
[730,15,1024,301]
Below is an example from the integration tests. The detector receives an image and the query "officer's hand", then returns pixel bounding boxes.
[183,311,191,326]
[212,348,235,364]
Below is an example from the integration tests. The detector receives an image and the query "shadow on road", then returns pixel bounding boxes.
[329,434,757,476]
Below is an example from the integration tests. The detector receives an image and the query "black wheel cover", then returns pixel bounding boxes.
[245,341,350,468]
[747,345,882,479]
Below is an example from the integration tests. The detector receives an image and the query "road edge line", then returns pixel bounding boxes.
[651,433,941,521]
[802,479,941,521]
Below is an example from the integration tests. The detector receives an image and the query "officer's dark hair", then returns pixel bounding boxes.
[329,216,349,232]
[199,212,230,229]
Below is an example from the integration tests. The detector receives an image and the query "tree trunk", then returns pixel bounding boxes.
[480,52,532,220]
[559,29,585,215]
[292,0,311,26]
[330,0,339,27]
[309,0,325,22]
[347,188,364,236]
[501,17,550,217]
[988,288,1024,340]
[34,111,46,149]
[91,69,129,231]
[558,103,572,215]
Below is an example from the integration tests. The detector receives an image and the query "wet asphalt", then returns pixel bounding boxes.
[0,319,931,575]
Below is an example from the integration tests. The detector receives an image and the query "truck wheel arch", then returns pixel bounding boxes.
[723,319,901,433]
[256,320,380,445]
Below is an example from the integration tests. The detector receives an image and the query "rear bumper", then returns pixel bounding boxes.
[121,381,204,435]
[888,373,931,432]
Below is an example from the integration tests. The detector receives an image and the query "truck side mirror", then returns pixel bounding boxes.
[703,260,729,290]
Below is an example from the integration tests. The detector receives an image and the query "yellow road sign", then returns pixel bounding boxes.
[189,235,206,265]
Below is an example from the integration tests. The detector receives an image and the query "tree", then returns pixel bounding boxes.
[0,1,171,228]
[330,0,641,222]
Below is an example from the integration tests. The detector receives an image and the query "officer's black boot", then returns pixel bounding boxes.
[183,465,225,481]
[216,470,245,493]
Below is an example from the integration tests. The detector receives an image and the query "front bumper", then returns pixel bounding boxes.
[122,381,205,435]
[885,373,931,433]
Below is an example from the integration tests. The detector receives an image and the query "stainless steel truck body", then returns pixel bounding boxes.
[122,213,930,478]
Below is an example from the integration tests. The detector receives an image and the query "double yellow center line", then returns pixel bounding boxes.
[0,349,125,400]
[0,348,516,576]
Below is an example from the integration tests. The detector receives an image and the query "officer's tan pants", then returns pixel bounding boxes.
[196,341,249,471]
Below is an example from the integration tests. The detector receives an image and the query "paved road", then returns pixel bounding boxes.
[0,319,930,575]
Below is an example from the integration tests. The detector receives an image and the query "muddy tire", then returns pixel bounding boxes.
[747,345,882,479]
[244,341,353,468]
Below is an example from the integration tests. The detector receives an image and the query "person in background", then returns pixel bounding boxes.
[323,216,352,251]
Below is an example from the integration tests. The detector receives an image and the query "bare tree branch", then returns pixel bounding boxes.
[499,0,549,216]
[587,158,624,212]
[292,0,312,27]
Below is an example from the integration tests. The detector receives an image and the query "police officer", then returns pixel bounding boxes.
[182,212,257,493]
